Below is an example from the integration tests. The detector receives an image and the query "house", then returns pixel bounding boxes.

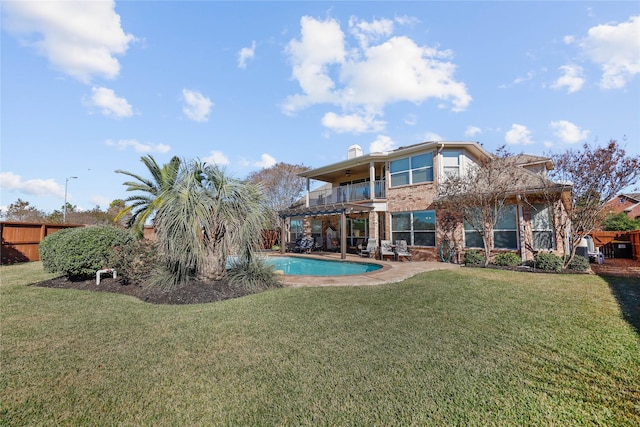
[278,141,571,262]
[602,193,640,221]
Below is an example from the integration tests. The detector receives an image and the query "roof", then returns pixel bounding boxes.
[298,141,488,183]
[510,154,554,171]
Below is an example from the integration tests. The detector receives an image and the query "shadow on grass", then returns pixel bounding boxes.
[602,274,640,337]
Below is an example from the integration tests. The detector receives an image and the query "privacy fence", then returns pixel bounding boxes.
[590,230,640,261]
[1,221,84,264]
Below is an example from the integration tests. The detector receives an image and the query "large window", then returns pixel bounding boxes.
[290,219,303,242]
[463,205,518,249]
[390,153,433,187]
[532,203,553,250]
[494,205,518,249]
[442,150,460,179]
[391,210,436,247]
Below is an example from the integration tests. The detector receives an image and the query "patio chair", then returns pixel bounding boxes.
[359,238,377,258]
[395,240,412,261]
[380,240,395,261]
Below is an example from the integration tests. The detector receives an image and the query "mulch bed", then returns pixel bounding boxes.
[31,276,254,305]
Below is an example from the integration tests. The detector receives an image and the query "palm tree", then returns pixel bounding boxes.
[114,155,181,236]
[153,160,267,287]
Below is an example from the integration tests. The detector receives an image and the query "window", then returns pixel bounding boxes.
[289,219,303,242]
[391,210,436,247]
[311,219,323,247]
[494,205,518,249]
[463,206,518,249]
[442,150,460,179]
[532,204,553,250]
[390,153,433,187]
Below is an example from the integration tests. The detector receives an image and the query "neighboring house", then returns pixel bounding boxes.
[278,141,570,262]
[602,193,640,221]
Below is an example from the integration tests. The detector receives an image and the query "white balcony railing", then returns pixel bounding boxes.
[308,180,385,207]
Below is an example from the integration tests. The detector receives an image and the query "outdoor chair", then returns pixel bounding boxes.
[395,240,412,261]
[359,238,377,258]
[380,240,395,261]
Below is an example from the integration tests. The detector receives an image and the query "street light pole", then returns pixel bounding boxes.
[64,176,78,223]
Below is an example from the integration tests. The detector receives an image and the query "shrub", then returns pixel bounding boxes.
[534,252,562,272]
[464,250,484,266]
[494,252,521,267]
[108,238,161,285]
[566,255,590,272]
[39,226,133,279]
[226,257,280,292]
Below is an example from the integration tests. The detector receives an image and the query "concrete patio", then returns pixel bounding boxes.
[267,251,461,287]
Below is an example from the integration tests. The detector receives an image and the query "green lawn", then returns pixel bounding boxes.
[1,263,639,426]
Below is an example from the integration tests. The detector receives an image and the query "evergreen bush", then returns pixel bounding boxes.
[464,250,484,266]
[108,238,160,285]
[566,255,590,272]
[39,226,133,279]
[494,252,521,267]
[534,252,562,272]
[226,257,280,291]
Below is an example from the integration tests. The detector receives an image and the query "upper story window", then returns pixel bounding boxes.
[389,153,433,187]
[442,150,461,179]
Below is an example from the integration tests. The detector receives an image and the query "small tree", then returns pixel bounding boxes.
[437,147,528,266]
[547,140,640,267]
[602,212,640,231]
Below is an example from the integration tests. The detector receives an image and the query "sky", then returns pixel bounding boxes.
[1,1,639,215]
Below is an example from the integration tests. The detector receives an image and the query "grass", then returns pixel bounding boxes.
[1,262,639,426]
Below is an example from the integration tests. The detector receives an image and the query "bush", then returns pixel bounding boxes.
[464,250,484,266]
[226,257,280,292]
[39,226,133,279]
[534,252,562,272]
[494,252,521,267]
[108,238,160,285]
[566,255,590,272]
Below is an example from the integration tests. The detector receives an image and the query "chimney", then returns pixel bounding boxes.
[347,144,363,159]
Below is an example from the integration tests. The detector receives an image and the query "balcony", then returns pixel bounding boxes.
[308,180,386,207]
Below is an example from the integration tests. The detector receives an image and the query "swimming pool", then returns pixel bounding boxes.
[264,256,382,276]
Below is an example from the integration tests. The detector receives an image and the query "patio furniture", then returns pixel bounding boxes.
[380,240,395,261]
[395,240,412,261]
[359,238,377,258]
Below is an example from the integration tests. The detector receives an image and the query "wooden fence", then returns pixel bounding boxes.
[590,230,640,261]
[1,221,84,264]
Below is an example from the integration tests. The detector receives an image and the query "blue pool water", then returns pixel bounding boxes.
[264,256,382,276]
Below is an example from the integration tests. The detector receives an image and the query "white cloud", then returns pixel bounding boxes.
[404,114,417,126]
[182,89,213,122]
[85,86,133,118]
[580,15,640,89]
[254,153,277,168]
[370,135,396,153]
[0,171,65,198]
[549,120,590,144]
[202,150,229,166]
[2,0,135,83]
[465,126,482,138]
[321,112,385,134]
[89,195,110,208]
[551,64,586,93]
[505,124,534,145]
[283,16,471,133]
[105,139,170,153]
[423,131,444,141]
[238,40,256,69]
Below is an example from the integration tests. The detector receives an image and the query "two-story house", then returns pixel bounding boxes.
[279,141,570,262]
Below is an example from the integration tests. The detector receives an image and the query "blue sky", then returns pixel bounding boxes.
[2,1,639,214]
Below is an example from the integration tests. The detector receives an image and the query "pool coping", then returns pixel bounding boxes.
[263,251,460,287]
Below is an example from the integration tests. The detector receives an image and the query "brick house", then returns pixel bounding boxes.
[602,193,640,221]
[279,141,570,262]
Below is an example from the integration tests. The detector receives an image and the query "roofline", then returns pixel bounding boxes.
[298,141,489,179]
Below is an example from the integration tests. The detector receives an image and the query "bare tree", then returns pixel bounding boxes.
[547,140,640,267]
[436,147,529,266]
[246,162,309,230]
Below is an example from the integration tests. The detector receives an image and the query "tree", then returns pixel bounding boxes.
[547,140,640,266]
[115,155,181,236]
[153,160,267,287]
[436,147,529,266]
[2,199,47,222]
[602,212,640,231]
[246,162,309,230]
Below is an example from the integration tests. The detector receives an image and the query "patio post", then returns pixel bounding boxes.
[341,209,347,260]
